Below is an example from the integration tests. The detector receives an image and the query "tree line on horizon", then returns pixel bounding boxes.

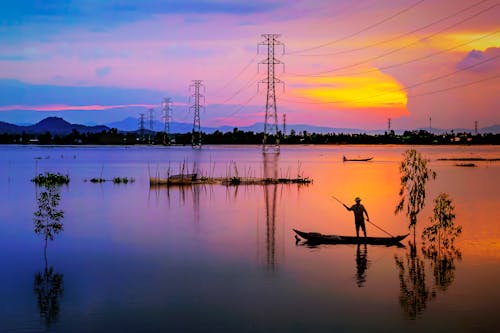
[0,127,498,145]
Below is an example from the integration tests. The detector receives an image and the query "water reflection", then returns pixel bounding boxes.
[263,153,278,270]
[422,243,462,293]
[33,263,64,327]
[395,240,462,319]
[355,244,370,287]
[33,185,64,327]
[394,242,430,319]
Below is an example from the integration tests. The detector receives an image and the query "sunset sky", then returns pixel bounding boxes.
[0,0,498,129]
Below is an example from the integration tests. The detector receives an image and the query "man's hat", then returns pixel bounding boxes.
[355,197,361,202]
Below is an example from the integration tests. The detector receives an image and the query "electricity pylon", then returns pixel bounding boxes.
[282,112,286,137]
[190,80,204,149]
[162,97,172,145]
[148,108,154,144]
[138,113,145,142]
[258,34,284,154]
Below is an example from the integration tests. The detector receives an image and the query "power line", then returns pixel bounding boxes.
[286,0,426,55]
[406,73,500,98]
[224,91,260,119]
[281,54,500,105]
[286,2,500,77]
[307,29,499,78]
[288,0,489,57]
[211,91,260,128]
[218,72,260,105]
[211,55,259,97]
[282,74,499,105]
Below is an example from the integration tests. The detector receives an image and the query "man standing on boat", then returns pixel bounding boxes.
[344,197,369,238]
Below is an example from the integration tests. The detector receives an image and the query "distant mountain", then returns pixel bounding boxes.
[105,119,369,134]
[2,117,498,135]
[481,124,500,134]
[0,117,109,135]
[0,121,21,134]
[105,117,219,133]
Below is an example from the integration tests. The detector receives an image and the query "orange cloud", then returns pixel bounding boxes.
[438,31,500,52]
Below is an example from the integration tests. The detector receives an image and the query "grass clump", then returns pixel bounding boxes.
[228,177,241,185]
[112,177,135,184]
[31,172,69,186]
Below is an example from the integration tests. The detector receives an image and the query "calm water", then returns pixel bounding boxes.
[0,144,499,333]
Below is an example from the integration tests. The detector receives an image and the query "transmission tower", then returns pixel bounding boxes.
[149,108,155,131]
[138,113,145,142]
[388,118,391,132]
[474,120,478,134]
[148,108,155,143]
[190,80,204,149]
[258,34,284,154]
[282,113,286,137]
[162,97,172,145]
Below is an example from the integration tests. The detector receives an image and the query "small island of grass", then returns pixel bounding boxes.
[31,172,70,186]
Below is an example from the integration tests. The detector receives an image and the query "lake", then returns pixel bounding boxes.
[0,144,498,333]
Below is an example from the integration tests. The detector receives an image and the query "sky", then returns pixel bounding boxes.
[0,0,498,130]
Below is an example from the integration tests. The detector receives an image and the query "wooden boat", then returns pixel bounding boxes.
[293,229,408,246]
[343,156,373,162]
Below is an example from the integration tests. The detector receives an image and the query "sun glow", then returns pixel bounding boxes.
[290,69,407,108]
[442,32,500,51]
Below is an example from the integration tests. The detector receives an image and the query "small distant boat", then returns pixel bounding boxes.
[343,156,373,162]
[293,229,408,246]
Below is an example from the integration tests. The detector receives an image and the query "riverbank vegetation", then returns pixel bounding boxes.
[1,128,498,145]
[85,177,135,184]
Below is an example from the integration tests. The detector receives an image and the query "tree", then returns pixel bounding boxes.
[395,149,436,237]
[34,186,64,256]
[33,185,65,327]
[422,193,462,291]
[422,193,462,248]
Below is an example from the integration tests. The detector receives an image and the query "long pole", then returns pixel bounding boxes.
[331,195,394,237]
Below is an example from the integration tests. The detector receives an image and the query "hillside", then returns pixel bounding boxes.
[0,117,109,135]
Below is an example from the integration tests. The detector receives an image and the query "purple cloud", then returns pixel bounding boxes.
[456,47,500,72]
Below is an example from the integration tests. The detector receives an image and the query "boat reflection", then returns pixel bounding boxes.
[33,185,65,327]
[296,240,373,287]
